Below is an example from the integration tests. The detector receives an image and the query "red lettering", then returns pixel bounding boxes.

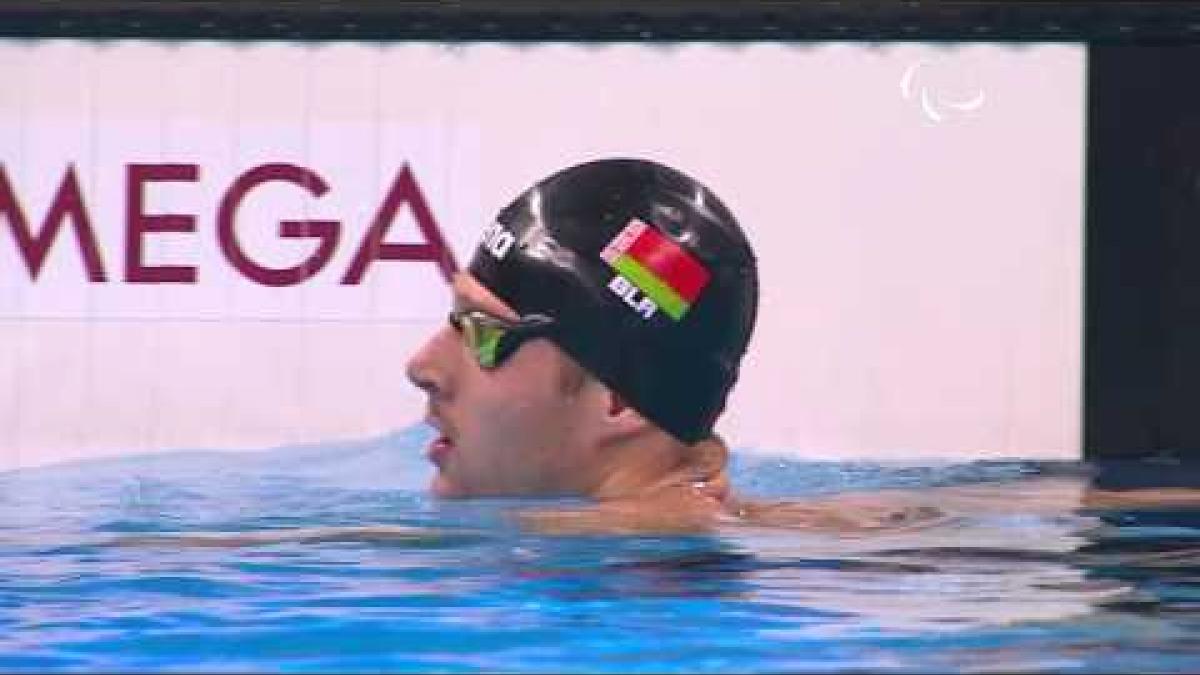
[0,164,106,281]
[217,163,340,287]
[341,164,458,285]
[126,163,199,283]
[3,161,457,290]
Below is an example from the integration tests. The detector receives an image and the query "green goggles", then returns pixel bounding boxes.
[447,309,557,369]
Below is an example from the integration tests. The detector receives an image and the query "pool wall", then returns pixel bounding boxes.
[0,40,1085,470]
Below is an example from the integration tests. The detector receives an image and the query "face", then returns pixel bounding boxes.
[405,273,605,498]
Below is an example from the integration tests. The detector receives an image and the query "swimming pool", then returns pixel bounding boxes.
[2,427,1198,672]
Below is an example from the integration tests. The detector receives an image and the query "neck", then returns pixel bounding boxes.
[589,432,732,504]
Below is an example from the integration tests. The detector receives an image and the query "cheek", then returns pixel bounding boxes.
[456,372,576,470]
[473,390,564,447]
[447,374,545,463]
[442,396,555,495]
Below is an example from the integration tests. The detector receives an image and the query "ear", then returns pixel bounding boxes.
[608,390,629,416]
[604,391,651,434]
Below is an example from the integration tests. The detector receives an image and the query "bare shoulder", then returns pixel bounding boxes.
[731,494,949,533]
[735,478,1200,532]
[518,487,949,536]
[517,496,721,535]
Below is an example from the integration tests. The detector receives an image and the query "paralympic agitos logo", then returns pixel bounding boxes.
[0,162,459,286]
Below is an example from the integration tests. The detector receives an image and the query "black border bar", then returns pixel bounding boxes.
[0,2,1198,42]
[1085,45,1200,459]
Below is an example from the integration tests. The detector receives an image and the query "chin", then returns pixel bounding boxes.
[430,474,465,499]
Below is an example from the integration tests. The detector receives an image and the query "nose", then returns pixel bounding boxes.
[405,323,459,399]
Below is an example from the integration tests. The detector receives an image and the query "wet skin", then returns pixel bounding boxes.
[405,273,615,499]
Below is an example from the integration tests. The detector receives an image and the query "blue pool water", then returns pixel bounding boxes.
[2,427,1200,672]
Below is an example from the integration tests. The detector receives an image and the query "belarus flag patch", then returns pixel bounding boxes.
[600,219,711,321]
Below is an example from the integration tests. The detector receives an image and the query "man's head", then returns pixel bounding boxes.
[406,158,758,498]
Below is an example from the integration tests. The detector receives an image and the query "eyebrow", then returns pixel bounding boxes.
[450,279,519,319]
[450,290,490,315]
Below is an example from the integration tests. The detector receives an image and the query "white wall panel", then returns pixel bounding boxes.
[0,41,1085,468]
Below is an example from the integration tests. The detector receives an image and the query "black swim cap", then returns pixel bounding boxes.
[468,159,758,444]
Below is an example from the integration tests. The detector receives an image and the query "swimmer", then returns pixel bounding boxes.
[403,158,971,534]
[116,158,1200,548]
[112,158,923,548]
[405,157,1200,536]
[404,158,765,533]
